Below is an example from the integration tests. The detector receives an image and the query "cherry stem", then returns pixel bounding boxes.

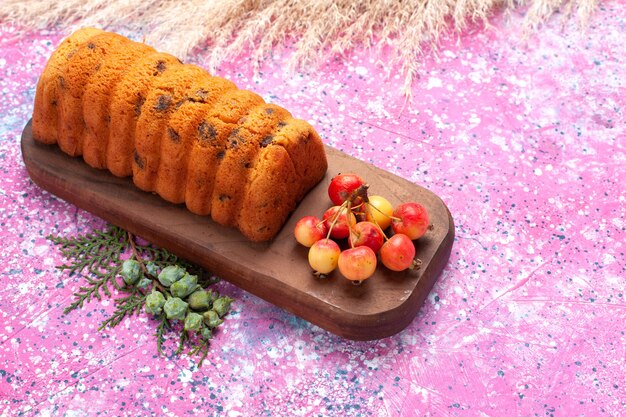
[325,200,349,240]
[367,202,389,218]
[345,201,354,248]
[363,202,390,241]
[411,258,423,270]
[367,202,401,222]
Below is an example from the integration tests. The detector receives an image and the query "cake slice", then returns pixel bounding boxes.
[237,142,301,241]
[155,75,237,203]
[32,27,103,145]
[82,40,155,169]
[107,51,182,177]
[57,33,130,156]
[184,89,264,217]
[209,103,292,227]
[132,64,210,192]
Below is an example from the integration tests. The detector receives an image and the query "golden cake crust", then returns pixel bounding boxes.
[107,51,182,177]
[185,89,264,217]
[155,75,237,203]
[210,103,292,227]
[270,118,328,196]
[238,144,300,241]
[82,41,155,169]
[132,64,209,192]
[57,33,130,156]
[185,116,239,216]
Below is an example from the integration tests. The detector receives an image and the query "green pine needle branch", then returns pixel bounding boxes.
[47,224,230,367]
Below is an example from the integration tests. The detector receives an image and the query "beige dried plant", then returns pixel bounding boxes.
[0,0,597,96]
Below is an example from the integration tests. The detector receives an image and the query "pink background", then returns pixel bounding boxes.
[1,2,625,416]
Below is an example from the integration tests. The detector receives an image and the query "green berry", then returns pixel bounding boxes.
[212,296,233,317]
[184,312,203,331]
[137,277,152,290]
[170,273,198,298]
[201,326,213,340]
[158,265,185,287]
[203,310,223,328]
[145,290,166,315]
[121,259,142,285]
[145,261,159,277]
[187,290,212,311]
[163,297,188,321]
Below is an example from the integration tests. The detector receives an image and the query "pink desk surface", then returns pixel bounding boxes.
[1,3,625,416]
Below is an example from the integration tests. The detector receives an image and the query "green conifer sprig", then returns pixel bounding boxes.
[47,224,231,367]
[98,287,147,330]
[48,227,128,312]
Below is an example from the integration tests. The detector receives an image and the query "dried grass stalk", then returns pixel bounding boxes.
[0,0,598,96]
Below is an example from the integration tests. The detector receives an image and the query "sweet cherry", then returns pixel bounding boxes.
[391,202,429,240]
[380,233,417,271]
[349,221,384,253]
[365,195,394,230]
[294,216,328,247]
[323,205,356,240]
[296,171,431,284]
[338,246,377,284]
[308,239,341,277]
[328,173,366,206]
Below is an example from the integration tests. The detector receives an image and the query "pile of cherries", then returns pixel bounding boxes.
[294,173,430,284]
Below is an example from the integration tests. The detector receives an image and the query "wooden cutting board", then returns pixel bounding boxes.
[21,119,454,340]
